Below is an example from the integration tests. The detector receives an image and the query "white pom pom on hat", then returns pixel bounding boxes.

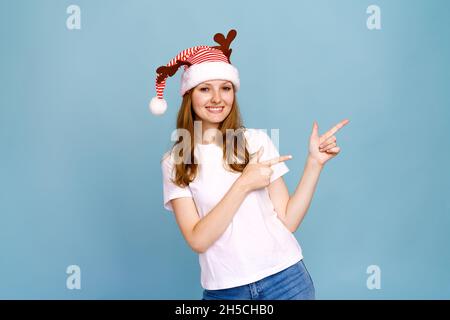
[149,97,167,115]
[149,29,240,116]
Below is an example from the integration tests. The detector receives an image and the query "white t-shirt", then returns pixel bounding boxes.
[161,128,303,290]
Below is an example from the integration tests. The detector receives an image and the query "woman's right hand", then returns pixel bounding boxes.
[238,146,292,192]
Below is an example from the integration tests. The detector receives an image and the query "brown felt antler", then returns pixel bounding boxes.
[212,29,237,63]
[156,60,192,84]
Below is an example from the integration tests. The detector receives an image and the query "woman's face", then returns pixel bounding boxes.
[191,80,234,128]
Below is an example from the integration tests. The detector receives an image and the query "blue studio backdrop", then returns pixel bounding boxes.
[1,0,449,299]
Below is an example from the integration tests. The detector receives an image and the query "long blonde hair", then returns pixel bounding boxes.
[167,86,251,188]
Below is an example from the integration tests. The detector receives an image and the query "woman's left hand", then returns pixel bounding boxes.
[308,119,350,166]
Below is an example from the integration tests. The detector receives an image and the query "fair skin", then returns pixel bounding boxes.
[267,119,350,232]
[191,80,234,144]
[170,79,350,253]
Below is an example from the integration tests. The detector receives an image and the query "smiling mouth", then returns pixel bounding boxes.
[206,106,225,113]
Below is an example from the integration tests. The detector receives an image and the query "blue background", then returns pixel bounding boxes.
[1,0,449,299]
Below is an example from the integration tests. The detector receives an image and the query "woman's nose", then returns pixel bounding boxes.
[211,90,222,103]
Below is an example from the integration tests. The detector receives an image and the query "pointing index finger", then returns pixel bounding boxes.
[321,119,350,141]
[260,155,293,166]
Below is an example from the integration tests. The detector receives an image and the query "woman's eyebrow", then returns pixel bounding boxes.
[202,82,232,86]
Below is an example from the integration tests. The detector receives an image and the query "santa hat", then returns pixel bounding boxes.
[149,29,240,115]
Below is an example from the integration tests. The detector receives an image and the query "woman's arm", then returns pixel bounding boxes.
[171,178,250,254]
[268,155,323,233]
[268,119,349,232]
[171,149,291,254]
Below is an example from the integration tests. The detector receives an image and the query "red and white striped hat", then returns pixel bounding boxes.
[149,29,240,115]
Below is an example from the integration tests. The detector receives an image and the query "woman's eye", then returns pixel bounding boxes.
[200,87,231,92]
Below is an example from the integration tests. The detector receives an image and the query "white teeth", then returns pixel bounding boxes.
[207,107,223,111]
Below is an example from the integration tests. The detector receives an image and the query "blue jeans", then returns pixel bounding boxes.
[202,259,315,300]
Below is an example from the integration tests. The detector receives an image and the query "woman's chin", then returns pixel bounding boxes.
[204,113,228,123]
[195,110,230,125]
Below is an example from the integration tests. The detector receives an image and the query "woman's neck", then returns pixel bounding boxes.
[201,132,218,144]
[199,122,220,145]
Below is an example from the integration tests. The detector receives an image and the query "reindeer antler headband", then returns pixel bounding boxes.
[149,29,240,115]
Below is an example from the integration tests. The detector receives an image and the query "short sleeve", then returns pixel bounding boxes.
[246,129,290,183]
[161,152,193,212]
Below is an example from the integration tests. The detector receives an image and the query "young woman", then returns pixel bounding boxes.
[150,29,349,300]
